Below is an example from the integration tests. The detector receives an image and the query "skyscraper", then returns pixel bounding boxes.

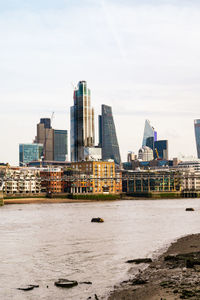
[194,119,200,158]
[154,140,168,160]
[70,81,95,161]
[35,118,54,161]
[142,119,157,148]
[19,143,43,166]
[99,104,121,165]
[54,130,68,161]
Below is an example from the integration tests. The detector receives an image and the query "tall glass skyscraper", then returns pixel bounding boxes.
[142,120,157,148]
[99,105,121,165]
[54,130,68,161]
[194,119,200,158]
[70,81,95,161]
[19,143,43,166]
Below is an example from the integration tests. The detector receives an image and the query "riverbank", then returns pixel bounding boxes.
[4,198,117,204]
[108,233,200,300]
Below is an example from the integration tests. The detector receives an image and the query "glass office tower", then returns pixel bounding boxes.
[142,120,156,147]
[70,81,95,161]
[54,130,68,161]
[19,143,43,166]
[194,119,200,158]
[99,105,121,165]
[154,140,168,160]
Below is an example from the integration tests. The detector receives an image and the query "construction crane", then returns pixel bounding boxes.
[42,112,55,162]
[155,148,160,160]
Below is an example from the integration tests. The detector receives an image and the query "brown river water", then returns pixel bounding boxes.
[1,199,200,300]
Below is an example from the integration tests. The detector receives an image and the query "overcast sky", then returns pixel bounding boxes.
[1,0,200,165]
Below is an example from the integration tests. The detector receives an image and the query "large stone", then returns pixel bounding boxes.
[54,279,78,288]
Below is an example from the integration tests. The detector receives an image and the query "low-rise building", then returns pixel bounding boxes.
[70,161,121,194]
[40,168,63,193]
[4,168,41,194]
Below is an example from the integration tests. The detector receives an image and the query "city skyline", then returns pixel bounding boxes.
[1,0,200,164]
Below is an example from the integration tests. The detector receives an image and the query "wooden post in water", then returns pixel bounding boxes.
[0,179,4,206]
[0,190,4,206]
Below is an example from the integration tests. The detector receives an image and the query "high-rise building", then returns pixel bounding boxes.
[99,105,121,165]
[35,118,54,161]
[19,143,43,166]
[142,119,156,148]
[194,119,200,159]
[154,140,168,160]
[54,130,68,161]
[70,81,95,161]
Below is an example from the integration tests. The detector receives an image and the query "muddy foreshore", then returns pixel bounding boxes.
[108,233,200,300]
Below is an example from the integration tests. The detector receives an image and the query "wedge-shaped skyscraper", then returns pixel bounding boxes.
[194,119,200,159]
[142,119,157,149]
[99,105,121,165]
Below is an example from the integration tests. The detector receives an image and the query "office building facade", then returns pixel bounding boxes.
[19,143,43,166]
[194,119,200,159]
[154,140,168,160]
[70,81,95,161]
[35,118,54,161]
[99,105,121,165]
[142,120,157,148]
[54,130,68,161]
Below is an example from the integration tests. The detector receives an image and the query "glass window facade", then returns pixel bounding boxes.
[142,120,155,147]
[70,81,95,162]
[54,130,68,161]
[154,140,168,160]
[19,144,43,166]
[194,119,200,159]
[99,105,121,165]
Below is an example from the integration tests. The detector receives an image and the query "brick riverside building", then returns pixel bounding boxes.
[70,161,122,194]
[40,168,63,193]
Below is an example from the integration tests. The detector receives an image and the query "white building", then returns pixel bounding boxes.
[4,168,41,195]
[84,147,102,161]
[138,146,154,161]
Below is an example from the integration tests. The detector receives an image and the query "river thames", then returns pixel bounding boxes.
[1,199,200,299]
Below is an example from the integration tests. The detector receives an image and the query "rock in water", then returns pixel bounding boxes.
[17,285,39,291]
[54,279,78,288]
[91,218,104,223]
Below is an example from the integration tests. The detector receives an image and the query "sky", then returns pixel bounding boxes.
[1,0,200,165]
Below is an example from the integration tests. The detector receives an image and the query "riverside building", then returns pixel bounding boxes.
[70,161,119,193]
[3,168,41,195]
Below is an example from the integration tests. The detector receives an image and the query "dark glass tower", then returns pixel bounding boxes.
[154,140,168,160]
[99,105,121,165]
[70,81,95,162]
[54,130,68,161]
[194,119,200,158]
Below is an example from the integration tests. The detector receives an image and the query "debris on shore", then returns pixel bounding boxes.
[126,258,152,264]
[108,234,200,300]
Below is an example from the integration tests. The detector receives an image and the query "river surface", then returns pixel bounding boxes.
[1,199,200,300]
